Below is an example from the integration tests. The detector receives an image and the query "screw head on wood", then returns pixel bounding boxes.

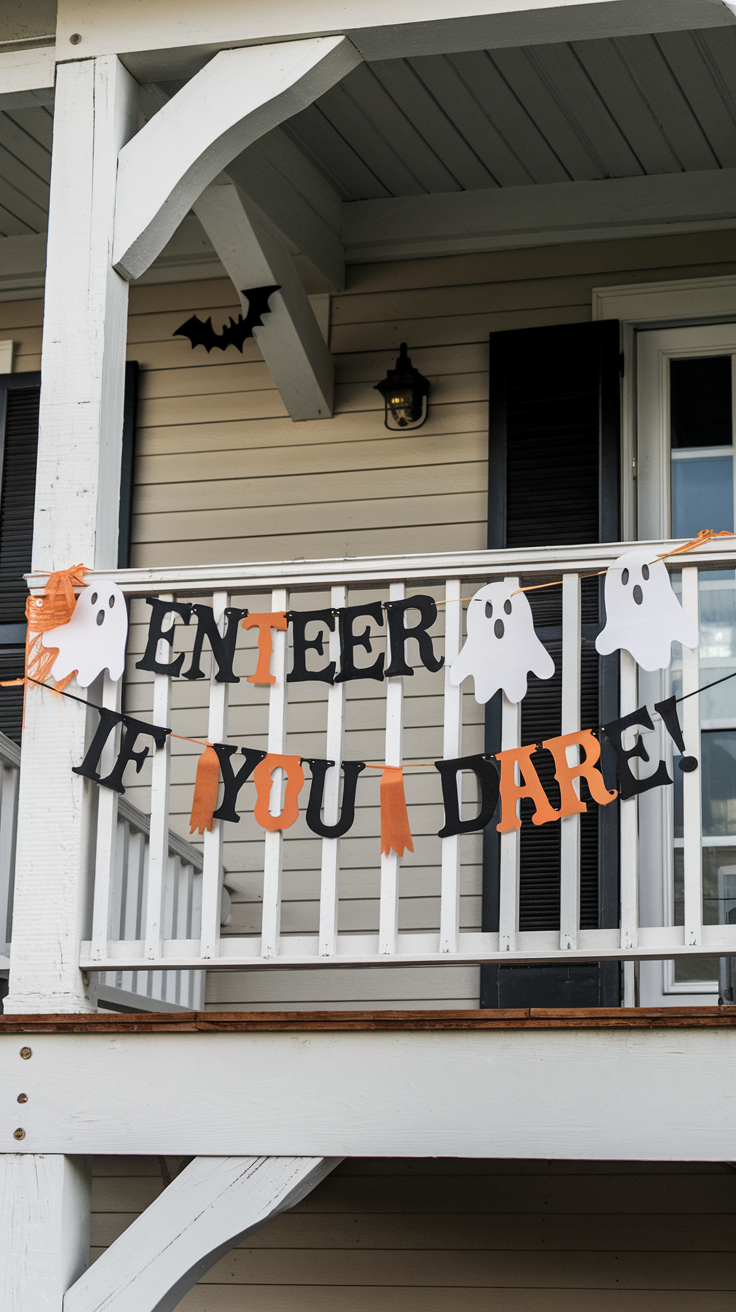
[17,1094,27,1104]
[19,1047,31,1060]
[69,32,82,44]
[13,1128,25,1140]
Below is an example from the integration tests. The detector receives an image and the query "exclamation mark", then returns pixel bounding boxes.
[653,695,698,772]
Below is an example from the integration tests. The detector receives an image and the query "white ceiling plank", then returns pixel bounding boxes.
[285,104,391,201]
[529,41,643,178]
[658,29,736,170]
[615,33,720,172]
[409,54,533,187]
[571,37,681,176]
[113,36,362,280]
[342,167,736,262]
[0,110,52,182]
[315,75,430,197]
[193,180,334,420]
[490,46,603,181]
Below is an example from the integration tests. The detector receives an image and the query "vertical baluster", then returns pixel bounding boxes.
[379,581,405,955]
[319,584,347,957]
[497,576,521,953]
[619,649,639,952]
[89,672,122,963]
[440,579,463,954]
[261,586,289,959]
[0,762,18,951]
[559,573,581,951]
[200,590,229,959]
[681,565,702,949]
[144,594,174,962]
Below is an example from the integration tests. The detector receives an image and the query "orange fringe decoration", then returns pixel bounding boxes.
[189,743,221,834]
[380,766,414,858]
[25,564,90,702]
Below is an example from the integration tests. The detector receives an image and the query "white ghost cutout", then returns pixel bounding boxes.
[41,580,128,687]
[595,547,697,671]
[450,581,555,704]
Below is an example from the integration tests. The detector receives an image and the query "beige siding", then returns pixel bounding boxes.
[90,1157,736,1310]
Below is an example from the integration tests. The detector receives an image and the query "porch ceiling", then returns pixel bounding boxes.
[0,102,51,238]
[285,27,736,201]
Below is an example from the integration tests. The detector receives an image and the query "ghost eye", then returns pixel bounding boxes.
[642,564,650,581]
[485,602,493,618]
[504,599,512,614]
[621,570,629,586]
[109,594,115,607]
[91,592,98,604]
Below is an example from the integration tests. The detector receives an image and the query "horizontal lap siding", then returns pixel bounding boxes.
[90,1157,736,1309]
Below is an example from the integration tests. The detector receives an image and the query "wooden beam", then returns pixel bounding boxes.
[193,179,334,420]
[3,1025,736,1159]
[57,0,736,73]
[0,47,54,108]
[113,37,361,281]
[64,1156,340,1312]
[0,1155,91,1311]
[343,167,736,263]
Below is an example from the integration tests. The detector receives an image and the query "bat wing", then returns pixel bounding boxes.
[241,284,281,336]
[173,314,218,352]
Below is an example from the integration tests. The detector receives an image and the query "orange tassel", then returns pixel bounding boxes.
[189,743,221,835]
[25,563,90,692]
[380,766,414,858]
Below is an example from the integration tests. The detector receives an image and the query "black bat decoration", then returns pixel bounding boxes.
[173,284,281,353]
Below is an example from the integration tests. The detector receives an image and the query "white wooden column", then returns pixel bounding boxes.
[4,57,138,1014]
[0,1154,91,1311]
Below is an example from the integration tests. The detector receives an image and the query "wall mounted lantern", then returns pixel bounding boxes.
[374,342,430,430]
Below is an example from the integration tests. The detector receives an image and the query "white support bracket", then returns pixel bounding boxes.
[194,179,334,419]
[64,1155,341,1312]
[113,36,361,280]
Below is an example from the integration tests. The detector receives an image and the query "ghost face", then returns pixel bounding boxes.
[449,581,555,704]
[595,548,697,671]
[42,580,129,687]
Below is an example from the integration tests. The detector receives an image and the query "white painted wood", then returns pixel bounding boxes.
[64,1155,340,1312]
[379,581,405,956]
[4,57,138,1016]
[261,587,289,959]
[680,567,703,949]
[8,1025,736,1159]
[56,0,735,68]
[0,340,13,373]
[193,180,334,420]
[593,271,736,325]
[89,674,123,963]
[200,590,230,961]
[0,1154,90,1311]
[498,577,521,955]
[144,596,174,963]
[318,585,347,958]
[559,572,581,952]
[45,536,736,599]
[439,578,462,954]
[113,38,362,280]
[0,731,20,962]
[619,650,639,951]
[343,168,736,263]
[0,46,55,104]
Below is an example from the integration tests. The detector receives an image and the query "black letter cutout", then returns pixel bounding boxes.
[435,754,500,837]
[601,707,672,801]
[73,709,170,795]
[385,594,444,677]
[181,604,249,683]
[287,609,336,684]
[136,598,192,677]
[303,758,365,837]
[335,602,385,683]
[212,744,267,823]
[654,695,699,772]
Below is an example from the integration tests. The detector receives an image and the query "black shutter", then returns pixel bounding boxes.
[481,321,621,1009]
[0,364,138,742]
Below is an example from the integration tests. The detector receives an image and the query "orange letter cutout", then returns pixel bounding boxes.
[542,729,617,817]
[243,612,288,685]
[495,744,559,833]
[253,753,305,831]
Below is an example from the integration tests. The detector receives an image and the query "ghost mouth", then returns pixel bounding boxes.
[494,619,504,638]
[633,585,643,605]
[96,610,105,626]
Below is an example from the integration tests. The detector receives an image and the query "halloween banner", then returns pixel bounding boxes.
[3,531,730,859]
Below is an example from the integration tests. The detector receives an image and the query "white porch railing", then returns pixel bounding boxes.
[25,539,736,975]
